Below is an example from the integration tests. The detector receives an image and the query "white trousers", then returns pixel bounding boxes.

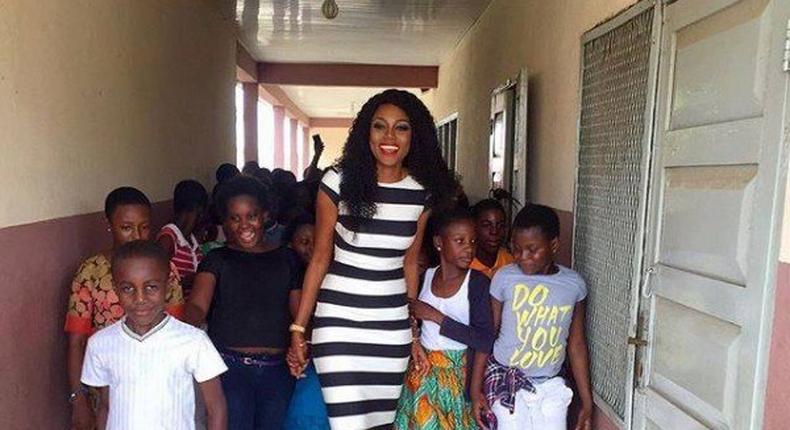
[491,377,573,430]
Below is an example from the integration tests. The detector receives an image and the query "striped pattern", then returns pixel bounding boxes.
[158,224,202,284]
[313,168,427,430]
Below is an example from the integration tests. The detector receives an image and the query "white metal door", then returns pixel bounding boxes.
[633,0,789,429]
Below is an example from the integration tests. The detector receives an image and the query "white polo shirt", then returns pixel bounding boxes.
[81,315,228,430]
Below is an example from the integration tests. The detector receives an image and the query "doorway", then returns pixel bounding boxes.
[574,0,789,428]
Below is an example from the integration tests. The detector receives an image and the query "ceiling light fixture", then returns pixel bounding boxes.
[322,0,339,20]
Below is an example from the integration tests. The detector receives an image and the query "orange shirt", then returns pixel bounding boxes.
[64,254,185,335]
[470,248,515,279]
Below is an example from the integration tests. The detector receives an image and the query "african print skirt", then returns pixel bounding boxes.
[394,349,478,430]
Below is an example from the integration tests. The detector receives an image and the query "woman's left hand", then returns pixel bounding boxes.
[408,298,444,324]
[574,405,592,430]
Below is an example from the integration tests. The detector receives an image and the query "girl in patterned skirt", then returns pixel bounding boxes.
[395,207,495,430]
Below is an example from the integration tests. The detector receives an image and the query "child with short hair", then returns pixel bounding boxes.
[395,207,495,430]
[65,187,185,430]
[80,240,228,430]
[470,199,514,279]
[158,179,209,298]
[478,204,592,430]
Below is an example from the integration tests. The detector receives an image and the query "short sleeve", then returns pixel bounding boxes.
[80,338,110,387]
[489,268,508,302]
[197,249,224,278]
[65,256,110,335]
[188,331,228,383]
[319,168,341,205]
[577,276,588,302]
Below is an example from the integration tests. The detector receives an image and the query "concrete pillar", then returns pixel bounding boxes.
[273,106,285,168]
[302,126,311,172]
[289,118,299,175]
[242,83,258,163]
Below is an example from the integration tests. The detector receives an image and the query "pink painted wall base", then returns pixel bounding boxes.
[764,262,790,429]
[0,202,171,429]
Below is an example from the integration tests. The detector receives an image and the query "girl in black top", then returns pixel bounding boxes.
[186,176,302,430]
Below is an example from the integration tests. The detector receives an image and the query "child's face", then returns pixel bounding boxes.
[290,224,314,264]
[113,257,169,329]
[475,208,507,255]
[225,195,267,250]
[511,227,559,275]
[435,219,476,270]
[109,204,151,247]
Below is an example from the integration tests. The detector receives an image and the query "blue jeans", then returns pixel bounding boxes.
[219,350,296,430]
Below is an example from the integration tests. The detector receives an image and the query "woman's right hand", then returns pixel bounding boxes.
[71,395,95,430]
[288,332,308,377]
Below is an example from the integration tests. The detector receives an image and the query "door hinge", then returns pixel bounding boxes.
[628,336,648,347]
[783,19,790,72]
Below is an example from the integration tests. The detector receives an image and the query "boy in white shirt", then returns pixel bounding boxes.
[81,240,228,430]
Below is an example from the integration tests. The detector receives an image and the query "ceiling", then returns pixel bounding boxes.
[235,0,492,65]
[280,85,421,118]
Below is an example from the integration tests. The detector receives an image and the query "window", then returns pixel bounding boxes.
[436,114,458,171]
[235,83,245,168]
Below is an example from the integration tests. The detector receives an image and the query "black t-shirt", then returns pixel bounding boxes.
[198,246,302,349]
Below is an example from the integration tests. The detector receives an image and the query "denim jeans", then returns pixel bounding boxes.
[219,351,296,430]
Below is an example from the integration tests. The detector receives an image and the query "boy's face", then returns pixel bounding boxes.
[113,257,169,329]
[511,227,559,275]
[290,224,314,264]
[435,219,477,270]
[476,208,507,255]
[225,195,267,249]
[108,204,151,247]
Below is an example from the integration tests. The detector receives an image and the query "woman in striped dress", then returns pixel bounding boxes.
[288,89,459,430]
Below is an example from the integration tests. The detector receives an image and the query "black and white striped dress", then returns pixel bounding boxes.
[312,168,427,430]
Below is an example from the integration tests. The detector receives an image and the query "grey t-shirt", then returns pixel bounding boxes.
[490,264,587,377]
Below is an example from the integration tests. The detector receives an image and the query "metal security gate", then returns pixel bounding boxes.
[573,2,660,427]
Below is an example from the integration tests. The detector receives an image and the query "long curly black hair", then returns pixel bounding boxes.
[337,89,459,219]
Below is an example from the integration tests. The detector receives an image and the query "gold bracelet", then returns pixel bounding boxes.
[289,323,306,334]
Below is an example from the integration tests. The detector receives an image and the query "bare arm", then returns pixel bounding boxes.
[67,333,94,430]
[96,386,109,430]
[470,350,491,429]
[183,272,216,327]
[289,289,301,320]
[403,211,431,300]
[199,377,227,430]
[491,297,503,334]
[568,301,593,430]
[289,191,337,374]
[293,190,337,328]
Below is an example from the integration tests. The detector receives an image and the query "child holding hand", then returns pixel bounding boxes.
[395,208,495,430]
